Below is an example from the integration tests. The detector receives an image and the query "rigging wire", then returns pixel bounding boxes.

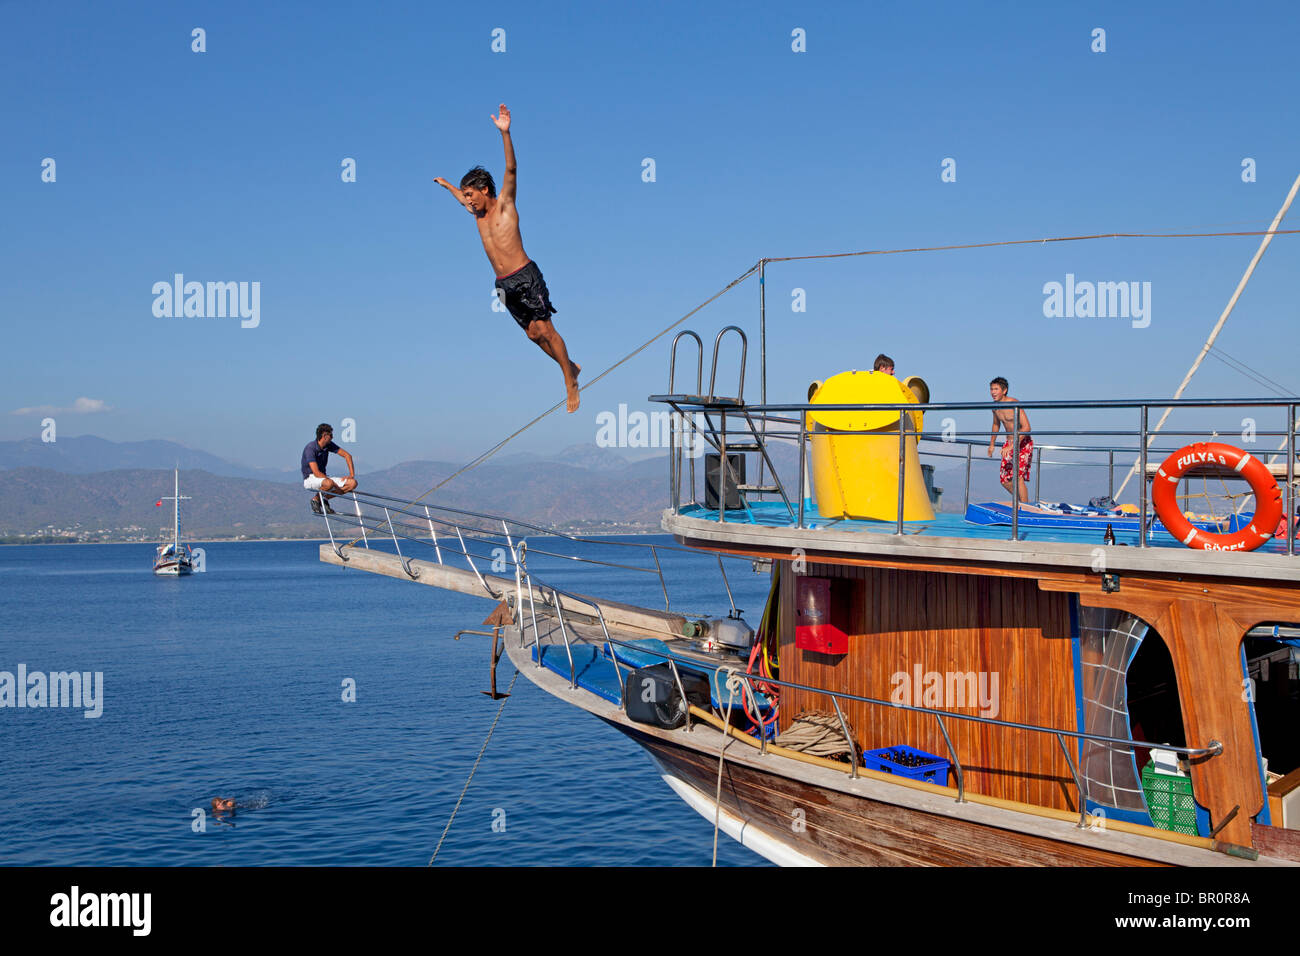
[1206,345,1297,397]
[346,261,762,547]
[352,222,1300,550]
[761,227,1300,263]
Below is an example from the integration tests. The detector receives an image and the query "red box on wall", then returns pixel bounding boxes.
[795,576,849,655]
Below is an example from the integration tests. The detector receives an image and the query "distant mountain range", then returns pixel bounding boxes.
[1,435,1122,543]
[0,435,297,482]
[0,437,676,542]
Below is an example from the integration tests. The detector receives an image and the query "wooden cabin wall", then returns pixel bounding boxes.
[778,560,1079,811]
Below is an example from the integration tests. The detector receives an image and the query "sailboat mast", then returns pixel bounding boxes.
[174,469,180,551]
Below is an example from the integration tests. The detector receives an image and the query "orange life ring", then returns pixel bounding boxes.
[1151,442,1283,552]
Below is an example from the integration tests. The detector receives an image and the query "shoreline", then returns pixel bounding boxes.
[0,528,666,547]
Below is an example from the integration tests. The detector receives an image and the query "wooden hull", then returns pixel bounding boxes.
[501,628,1266,867]
[620,721,1166,867]
[322,544,1296,867]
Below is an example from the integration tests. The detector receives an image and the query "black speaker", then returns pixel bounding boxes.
[623,664,712,729]
[704,453,745,510]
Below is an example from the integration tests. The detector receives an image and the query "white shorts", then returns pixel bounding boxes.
[303,475,351,492]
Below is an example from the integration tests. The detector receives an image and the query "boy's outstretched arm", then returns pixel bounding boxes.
[434,177,473,211]
[493,104,517,203]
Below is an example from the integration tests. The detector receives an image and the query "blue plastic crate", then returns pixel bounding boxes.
[862,745,950,785]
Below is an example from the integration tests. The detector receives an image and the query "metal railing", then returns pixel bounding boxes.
[513,574,1224,828]
[314,484,1229,829]
[313,487,754,616]
[652,391,1299,555]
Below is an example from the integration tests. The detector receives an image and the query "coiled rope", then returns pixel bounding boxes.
[774,710,857,759]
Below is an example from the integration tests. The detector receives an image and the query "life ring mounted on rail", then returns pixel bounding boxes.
[1151,442,1283,552]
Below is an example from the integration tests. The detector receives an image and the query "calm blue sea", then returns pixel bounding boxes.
[0,538,774,866]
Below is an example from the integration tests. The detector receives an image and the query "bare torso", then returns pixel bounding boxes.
[993,398,1031,438]
[476,202,529,277]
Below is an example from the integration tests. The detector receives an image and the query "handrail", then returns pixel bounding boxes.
[708,326,747,403]
[317,487,757,617]
[656,389,1299,545]
[521,615,1224,816]
[321,476,1230,820]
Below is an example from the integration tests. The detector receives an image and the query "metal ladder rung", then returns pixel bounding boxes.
[735,484,782,493]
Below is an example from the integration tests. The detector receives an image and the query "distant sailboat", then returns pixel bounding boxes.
[153,469,194,576]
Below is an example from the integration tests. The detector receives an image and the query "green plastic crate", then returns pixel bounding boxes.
[1141,762,1198,835]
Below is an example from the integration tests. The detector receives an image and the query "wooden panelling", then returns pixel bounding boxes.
[779,561,1078,811]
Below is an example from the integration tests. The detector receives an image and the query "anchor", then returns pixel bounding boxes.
[453,600,514,699]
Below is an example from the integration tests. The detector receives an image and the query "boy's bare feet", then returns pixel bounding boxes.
[565,363,581,412]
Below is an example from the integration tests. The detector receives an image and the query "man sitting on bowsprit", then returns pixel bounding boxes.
[301,423,356,514]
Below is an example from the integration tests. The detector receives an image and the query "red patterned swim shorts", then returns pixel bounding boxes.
[1000,436,1033,484]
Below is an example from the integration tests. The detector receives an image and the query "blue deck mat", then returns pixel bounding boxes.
[965,502,1253,535]
[531,644,624,706]
[680,502,1290,553]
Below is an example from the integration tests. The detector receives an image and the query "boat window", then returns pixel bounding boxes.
[1124,622,1187,771]
[1077,607,1186,813]
[1245,628,1300,778]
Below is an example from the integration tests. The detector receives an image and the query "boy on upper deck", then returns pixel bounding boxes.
[434,104,581,413]
[987,376,1032,503]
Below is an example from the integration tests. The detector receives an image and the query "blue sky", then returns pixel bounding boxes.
[3,0,1298,473]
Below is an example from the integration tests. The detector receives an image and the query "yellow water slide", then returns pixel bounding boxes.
[808,370,934,522]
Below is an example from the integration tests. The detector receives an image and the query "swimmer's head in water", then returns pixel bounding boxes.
[212,797,236,812]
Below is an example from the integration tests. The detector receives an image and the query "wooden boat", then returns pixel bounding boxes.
[316,196,1300,864]
[314,350,1300,865]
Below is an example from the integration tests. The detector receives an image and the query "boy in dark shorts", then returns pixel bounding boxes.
[434,104,581,412]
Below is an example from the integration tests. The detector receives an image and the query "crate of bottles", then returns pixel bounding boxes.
[862,745,950,785]
[1141,762,1199,835]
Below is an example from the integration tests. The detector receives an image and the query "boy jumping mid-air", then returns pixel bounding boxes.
[435,104,581,412]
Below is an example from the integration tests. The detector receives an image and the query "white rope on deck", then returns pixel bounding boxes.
[712,670,742,867]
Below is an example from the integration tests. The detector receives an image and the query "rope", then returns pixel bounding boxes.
[774,710,858,758]
[712,670,741,867]
[428,666,521,865]
[346,261,762,547]
[761,227,1300,263]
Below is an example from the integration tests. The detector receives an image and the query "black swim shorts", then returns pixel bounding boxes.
[494,260,558,331]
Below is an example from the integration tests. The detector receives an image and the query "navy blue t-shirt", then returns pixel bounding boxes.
[301,440,340,479]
